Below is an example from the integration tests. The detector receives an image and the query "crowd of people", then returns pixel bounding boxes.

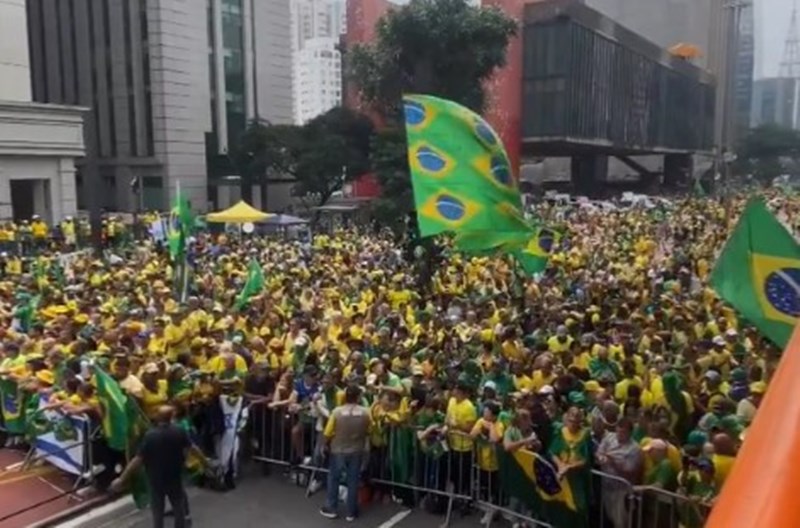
[0,192,790,527]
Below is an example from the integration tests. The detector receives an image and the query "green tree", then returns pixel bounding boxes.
[292,108,375,208]
[233,121,302,206]
[236,108,374,211]
[738,124,800,184]
[348,0,517,221]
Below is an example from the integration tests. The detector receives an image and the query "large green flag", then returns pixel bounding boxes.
[710,198,800,347]
[402,94,530,238]
[0,378,26,434]
[167,183,193,262]
[93,366,130,452]
[235,259,265,310]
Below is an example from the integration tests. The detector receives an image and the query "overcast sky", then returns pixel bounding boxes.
[758,0,795,78]
[389,0,794,78]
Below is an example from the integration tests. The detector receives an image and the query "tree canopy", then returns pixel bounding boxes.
[738,124,800,183]
[235,107,374,209]
[347,0,517,223]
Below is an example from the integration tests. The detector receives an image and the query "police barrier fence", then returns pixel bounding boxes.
[247,403,714,528]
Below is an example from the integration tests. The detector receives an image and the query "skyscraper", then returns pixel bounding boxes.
[293,37,343,124]
[25,0,293,212]
[292,0,346,124]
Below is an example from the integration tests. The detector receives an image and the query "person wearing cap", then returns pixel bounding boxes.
[140,362,169,420]
[736,381,766,426]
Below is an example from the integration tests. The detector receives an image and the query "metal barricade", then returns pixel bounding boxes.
[590,470,638,528]
[634,486,713,528]
[247,408,710,528]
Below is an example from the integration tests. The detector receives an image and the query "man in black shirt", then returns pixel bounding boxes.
[113,406,191,528]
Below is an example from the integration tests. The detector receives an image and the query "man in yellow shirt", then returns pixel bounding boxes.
[547,325,573,354]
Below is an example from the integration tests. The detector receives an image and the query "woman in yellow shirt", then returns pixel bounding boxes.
[470,401,504,524]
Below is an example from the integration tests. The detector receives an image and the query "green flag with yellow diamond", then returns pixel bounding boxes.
[711,198,800,347]
[513,227,562,276]
[403,94,529,238]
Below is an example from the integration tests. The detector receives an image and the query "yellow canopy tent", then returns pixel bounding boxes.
[206,200,272,223]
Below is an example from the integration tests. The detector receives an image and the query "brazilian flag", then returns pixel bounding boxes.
[0,378,26,434]
[498,448,588,528]
[513,227,562,276]
[402,94,530,239]
[711,198,800,347]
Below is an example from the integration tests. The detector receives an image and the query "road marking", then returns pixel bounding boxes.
[375,509,412,528]
[38,474,67,495]
[0,466,53,485]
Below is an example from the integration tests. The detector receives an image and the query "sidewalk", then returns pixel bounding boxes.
[0,449,105,528]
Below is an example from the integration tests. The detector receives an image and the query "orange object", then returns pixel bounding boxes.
[705,323,800,528]
[668,42,702,59]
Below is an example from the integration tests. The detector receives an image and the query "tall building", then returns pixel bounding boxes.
[25,0,293,213]
[293,38,342,124]
[751,77,800,129]
[292,0,346,50]
[291,0,347,124]
[0,0,85,222]
[585,0,741,149]
[734,2,755,138]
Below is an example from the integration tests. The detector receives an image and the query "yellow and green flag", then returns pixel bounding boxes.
[235,259,265,311]
[167,182,193,262]
[402,94,529,238]
[0,378,26,434]
[513,227,562,276]
[93,366,131,452]
[497,448,587,527]
[711,198,800,347]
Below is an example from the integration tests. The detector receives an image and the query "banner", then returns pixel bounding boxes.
[32,397,88,476]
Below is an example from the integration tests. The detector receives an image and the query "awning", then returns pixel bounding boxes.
[206,200,272,223]
[264,214,309,226]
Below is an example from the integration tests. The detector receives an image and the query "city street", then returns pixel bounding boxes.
[67,469,487,528]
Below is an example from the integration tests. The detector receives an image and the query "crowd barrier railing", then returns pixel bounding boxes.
[590,469,638,528]
[633,485,713,528]
[246,405,716,528]
[250,406,555,527]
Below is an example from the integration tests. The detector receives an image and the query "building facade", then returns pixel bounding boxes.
[291,0,347,124]
[584,0,748,149]
[751,77,800,129]
[26,0,293,213]
[734,2,755,138]
[0,0,85,223]
[293,37,343,124]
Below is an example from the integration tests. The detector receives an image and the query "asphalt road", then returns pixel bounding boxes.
[79,468,489,528]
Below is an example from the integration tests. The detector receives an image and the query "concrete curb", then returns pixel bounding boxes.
[34,495,136,528]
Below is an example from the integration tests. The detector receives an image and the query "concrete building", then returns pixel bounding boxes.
[584,0,743,150]
[293,37,343,124]
[751,77,800,129]
[291,0,347,124]
[25,0,294,213]
[734,2,755,138]
[0,0,85,222]
[292,0,346,51]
